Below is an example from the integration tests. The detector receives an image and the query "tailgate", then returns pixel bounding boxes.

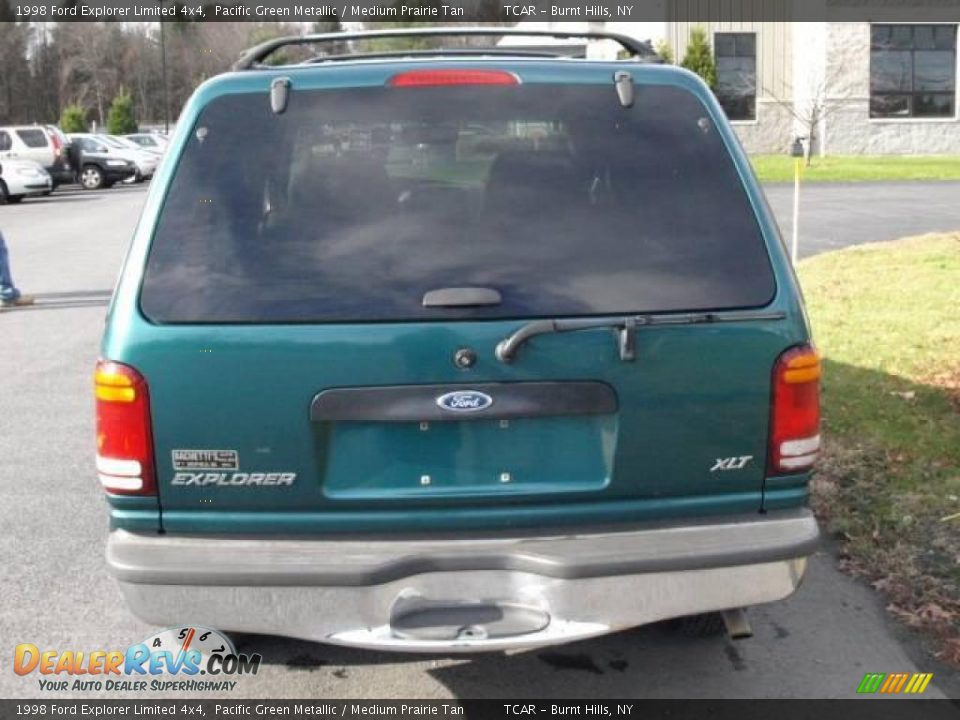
[118,62,798,533]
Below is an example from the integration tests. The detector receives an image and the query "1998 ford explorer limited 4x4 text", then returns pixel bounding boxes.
[97,28,820,651]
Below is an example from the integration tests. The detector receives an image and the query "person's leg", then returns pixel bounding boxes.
[0,229,21,302]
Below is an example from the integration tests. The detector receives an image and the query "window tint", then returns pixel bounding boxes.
[871,24,957,118]
[16,129,49,148]
[715,33,757,121]
[0,132,11,152]
[142,83,774,324]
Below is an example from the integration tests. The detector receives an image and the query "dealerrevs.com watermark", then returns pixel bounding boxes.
[13,627,259,694]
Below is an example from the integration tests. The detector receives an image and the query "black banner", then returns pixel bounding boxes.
[1,700,959,720]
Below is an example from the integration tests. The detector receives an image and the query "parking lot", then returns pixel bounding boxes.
[1,182,957,700]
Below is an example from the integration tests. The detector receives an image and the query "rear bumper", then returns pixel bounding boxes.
[105,167,136,182]
[47,166,74,185]
[108,508,818,652]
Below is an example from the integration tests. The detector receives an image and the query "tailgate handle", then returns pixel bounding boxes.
[422,287,501,308]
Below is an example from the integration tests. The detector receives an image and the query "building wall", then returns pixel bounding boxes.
[823,22,960,154]
[792,22,827,155]
[668,18,793,101]
[666,3,794,153]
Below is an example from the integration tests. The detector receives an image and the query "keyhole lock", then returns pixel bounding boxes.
[454,348,477,369]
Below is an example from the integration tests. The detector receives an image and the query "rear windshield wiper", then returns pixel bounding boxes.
[495,310,787,363]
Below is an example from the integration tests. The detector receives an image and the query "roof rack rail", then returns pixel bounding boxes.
[233,27,659,71]
[306,47,592,64]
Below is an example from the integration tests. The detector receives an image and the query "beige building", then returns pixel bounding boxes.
[504,18,960,155]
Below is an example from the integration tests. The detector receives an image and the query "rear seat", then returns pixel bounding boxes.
[288,156,397,228]
[484,150,587,222]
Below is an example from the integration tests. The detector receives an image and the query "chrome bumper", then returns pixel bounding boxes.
[108,509,818,652]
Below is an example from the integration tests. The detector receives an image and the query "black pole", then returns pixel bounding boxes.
[159,15,170,133]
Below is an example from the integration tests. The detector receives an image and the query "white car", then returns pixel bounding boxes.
[0,125,74,188]
[101,135,160,181]
[0,158,52,204]
[125,133,169,154]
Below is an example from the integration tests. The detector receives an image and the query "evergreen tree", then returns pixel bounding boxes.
[654,39,674,64]
[106,89,138,135]
[59,104,88,133]
[681,28,716,88]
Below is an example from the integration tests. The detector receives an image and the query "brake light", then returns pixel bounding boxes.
[94,360,156,495]
[769,345,821,474]
[388,69,519,87]
[47,130,62,159]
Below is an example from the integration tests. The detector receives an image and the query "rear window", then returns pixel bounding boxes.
[16,129,49,148]
[142,81,774,323]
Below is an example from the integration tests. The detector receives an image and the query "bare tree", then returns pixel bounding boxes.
[764,61,848,165]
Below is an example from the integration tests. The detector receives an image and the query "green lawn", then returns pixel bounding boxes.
[751,155,960,183]
[798,233,960,663]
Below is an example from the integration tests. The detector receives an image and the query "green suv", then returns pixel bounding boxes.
[97,28,820,651]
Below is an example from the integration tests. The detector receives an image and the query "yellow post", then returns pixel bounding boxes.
[790,138,804,265]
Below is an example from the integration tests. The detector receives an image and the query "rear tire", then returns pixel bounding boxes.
[0,180,7,205]
[80,165,105,190]
[671,612,725,638]
[7,196,23,204]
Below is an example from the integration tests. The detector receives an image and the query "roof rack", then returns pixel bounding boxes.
[306,47,592,64]
[233,27,659,71]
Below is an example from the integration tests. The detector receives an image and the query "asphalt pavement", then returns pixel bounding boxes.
[1,182,958,700]
[764,181,960,258]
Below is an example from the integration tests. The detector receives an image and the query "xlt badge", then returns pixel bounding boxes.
[711,456,753,472]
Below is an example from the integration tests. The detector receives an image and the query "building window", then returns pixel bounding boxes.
[870,24,957,118]
[715,32,757,121]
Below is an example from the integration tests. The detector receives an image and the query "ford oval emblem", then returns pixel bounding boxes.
[436,390,493,413]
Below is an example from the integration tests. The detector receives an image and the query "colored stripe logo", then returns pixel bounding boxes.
[857,672,933,694]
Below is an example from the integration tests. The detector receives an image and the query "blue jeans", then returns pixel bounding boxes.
[0,229,22,301]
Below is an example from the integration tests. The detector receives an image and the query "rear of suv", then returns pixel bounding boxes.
[99,28,820,651]
[0,125,73,188]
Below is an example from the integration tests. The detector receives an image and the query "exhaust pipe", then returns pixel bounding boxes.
[721,608,753,640]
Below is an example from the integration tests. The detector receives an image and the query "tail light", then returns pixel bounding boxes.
[94,360,156,495]
[769,345,821,474]
[47,130,62,159]
[388,69,519,87]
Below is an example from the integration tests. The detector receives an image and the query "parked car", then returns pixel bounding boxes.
[0,158,52,204]
[98,27,820,652]
[0,124,73,188]
[91,134,159,182]
[66,134,137,189]
[125,132,169,154]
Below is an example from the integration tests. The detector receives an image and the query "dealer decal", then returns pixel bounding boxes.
[172,449,238,470]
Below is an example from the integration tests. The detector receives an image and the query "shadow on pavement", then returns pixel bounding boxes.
[229,622,696,696]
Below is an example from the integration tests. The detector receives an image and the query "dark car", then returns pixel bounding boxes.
[67,135,137,189]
